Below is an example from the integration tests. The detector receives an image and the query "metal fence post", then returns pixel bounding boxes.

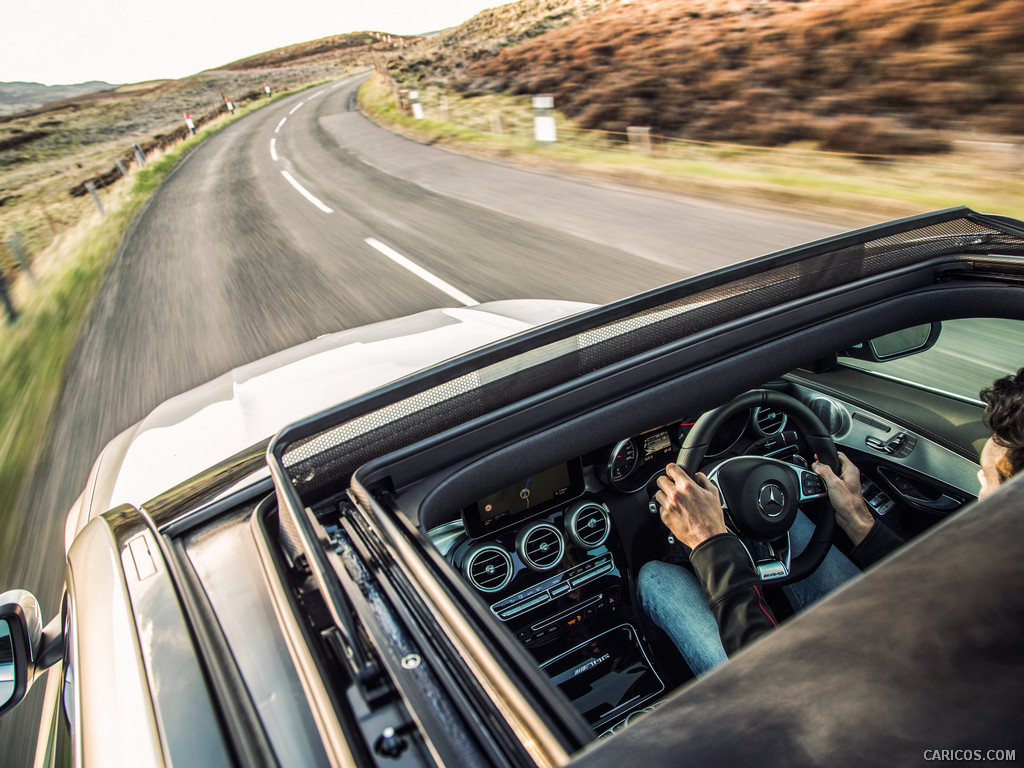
[6,235,35,284]
[84,180,105,216]
[0,268,18,325]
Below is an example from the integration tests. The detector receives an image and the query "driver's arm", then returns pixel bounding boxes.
[656,463,779,655]
[812,452,904,567]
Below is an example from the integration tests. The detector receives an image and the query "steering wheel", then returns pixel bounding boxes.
[676,389,838,585]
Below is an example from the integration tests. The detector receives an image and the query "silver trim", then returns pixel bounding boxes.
[426,520,466,558]
[752,406,787,436]
[788,383,982,496]
[606,438,639,487]
[739,533,792,582]
[516,522,565,572]
[565,502,611,549]
[463,544,514,593]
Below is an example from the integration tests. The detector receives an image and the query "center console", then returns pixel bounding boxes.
[437,459,664,731]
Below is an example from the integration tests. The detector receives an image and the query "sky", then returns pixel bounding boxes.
[1,0,504,86]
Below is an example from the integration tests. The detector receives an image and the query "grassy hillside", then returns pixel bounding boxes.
[389,0,1024,154]
[0,81,116,117]
[0,33,381,262]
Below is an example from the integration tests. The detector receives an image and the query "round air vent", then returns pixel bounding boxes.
[565,501,611,550]
[810,397,851,437]
[753,406,787,436]
[516,522,565,571]
[462,543,513,593]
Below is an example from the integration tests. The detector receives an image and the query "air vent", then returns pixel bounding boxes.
[516,522,565,571]
[566,502,611,549]
[463,544,513,593]
[810,397,851,436]
[753,406,787,436]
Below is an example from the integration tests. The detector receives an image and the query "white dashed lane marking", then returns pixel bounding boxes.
[364,238,479,307]
[280,171,333,214]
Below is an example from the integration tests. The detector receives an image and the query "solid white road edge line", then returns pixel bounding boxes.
[281,171,334,214]
[364,238,479,307]
[270,138,278,161]
[275,117,287,133]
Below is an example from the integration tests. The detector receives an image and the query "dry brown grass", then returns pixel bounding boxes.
[389,0,1024,154]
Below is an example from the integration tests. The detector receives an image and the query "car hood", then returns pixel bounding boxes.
[102,301,589,515]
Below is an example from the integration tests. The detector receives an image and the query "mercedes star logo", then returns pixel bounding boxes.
[757,482,786,517]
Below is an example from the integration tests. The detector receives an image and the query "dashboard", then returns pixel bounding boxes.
[425,381,982,734]
[428,400,804,732]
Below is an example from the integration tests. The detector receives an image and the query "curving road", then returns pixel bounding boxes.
[0,73,841,763]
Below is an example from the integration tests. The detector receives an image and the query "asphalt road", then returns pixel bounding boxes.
[0,73,842,763]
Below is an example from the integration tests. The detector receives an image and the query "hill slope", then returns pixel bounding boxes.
[0,32,385,259]
[0,81,117,117]
[391,0,1024,153]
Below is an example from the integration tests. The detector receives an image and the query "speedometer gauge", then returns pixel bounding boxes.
[608,438,640,484]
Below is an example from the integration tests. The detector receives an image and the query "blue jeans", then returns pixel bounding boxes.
[637,511,861,677]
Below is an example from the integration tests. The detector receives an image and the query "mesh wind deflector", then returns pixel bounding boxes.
[268,208,1024,543]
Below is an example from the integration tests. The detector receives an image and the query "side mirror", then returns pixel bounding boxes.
[842,322,941,363]
[0,590,63,717]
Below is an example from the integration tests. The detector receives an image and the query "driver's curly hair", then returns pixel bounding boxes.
[980,366,1024,481]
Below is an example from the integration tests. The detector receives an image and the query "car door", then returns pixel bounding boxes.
[787,316,1023,542]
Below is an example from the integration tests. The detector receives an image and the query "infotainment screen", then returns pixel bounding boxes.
[464,459,585,538]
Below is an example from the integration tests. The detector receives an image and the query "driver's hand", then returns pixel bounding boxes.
[655,463,728,550]
[812,451,875,546]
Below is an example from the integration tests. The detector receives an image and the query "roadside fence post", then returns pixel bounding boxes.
[133,143,147,168]
[532,95,556,143]
[627,126,653,155]
[264,82,272,98]
[0,268,18,325]
[409,90,423,119]
[115,158,129,178]
[184,112,196,135]
[6,235,35,284]
[84,180,105,216]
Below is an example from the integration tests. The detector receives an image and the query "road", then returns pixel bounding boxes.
[0,73,842,763]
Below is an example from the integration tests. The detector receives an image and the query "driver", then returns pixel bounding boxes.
[638,367,1024,676]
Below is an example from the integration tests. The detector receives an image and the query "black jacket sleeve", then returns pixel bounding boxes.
[689,533,779,656]
[850,520,904,569]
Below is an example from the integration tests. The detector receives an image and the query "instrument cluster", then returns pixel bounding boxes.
[599,406,788,493]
